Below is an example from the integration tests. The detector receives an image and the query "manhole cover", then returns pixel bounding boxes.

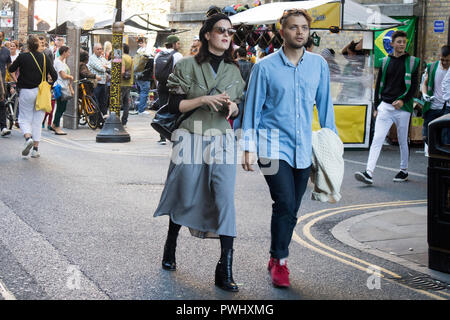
[396,275,450,291]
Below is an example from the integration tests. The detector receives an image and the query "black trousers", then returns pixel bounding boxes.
[0,99,6,130]
[259,159,311,259]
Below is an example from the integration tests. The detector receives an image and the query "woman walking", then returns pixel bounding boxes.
[51,46,73,135]
[8,35,57,158]
[154,13,245,292]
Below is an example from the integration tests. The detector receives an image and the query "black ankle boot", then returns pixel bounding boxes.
[162,238,177,271]
[215,249,238,292]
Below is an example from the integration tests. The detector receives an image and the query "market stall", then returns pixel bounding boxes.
[230,0,403,148]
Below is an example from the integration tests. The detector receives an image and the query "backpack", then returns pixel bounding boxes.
[133,53,149,73]
[154,50,177,86]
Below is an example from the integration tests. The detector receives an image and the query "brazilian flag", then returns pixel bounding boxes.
[374,17,417,68]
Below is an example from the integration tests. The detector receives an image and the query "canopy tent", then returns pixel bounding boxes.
[229,0,402,31]
[91,13,189,46]
[48,13,188,39]
[47,21,92,35]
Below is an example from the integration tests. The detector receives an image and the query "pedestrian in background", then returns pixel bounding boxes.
[355,31,420,185]
[153,35,183,145]
[242,9,337,288]
[232,46,253,129]
[135,38,152,116]
[120,43,133,127]
[51,45,73,135]
[189,35,201,56]
[39,35,56,131]
[154,13,244,292]
[88,43,109,117]
[421,45,450,154]
[8,35,57,157]
[0,31,12,137]
[79,50,100,96]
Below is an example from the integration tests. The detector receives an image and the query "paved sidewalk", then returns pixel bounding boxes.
[332,206,450,284]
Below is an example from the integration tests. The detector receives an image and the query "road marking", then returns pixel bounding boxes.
[0,200,109,300]
[293,200,449,300]
[344,158,427,178]
[0,279,16,300]
[42,137,170,158]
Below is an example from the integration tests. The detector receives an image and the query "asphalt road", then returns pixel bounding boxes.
[0,115,447,301]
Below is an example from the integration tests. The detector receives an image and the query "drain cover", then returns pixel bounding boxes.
[397,275,450,291]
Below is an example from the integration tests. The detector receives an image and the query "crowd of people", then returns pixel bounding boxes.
[0,9,449,293]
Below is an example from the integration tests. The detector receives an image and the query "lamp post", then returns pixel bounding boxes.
[96,21,130,143]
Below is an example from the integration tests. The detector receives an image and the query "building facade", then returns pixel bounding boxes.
[167,0,449,66]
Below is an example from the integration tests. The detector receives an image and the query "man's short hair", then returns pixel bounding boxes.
[441,45,450,57]
[279,8,312,29]
[391,30,407,42]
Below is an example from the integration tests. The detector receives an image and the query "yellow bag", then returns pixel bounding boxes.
[30,52,52,113]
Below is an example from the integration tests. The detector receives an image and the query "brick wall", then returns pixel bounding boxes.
[421,0,449,64]
[17,2,28,43]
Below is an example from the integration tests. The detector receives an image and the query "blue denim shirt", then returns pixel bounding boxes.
[241,48,337,169]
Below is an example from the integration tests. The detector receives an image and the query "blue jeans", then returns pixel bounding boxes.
[258,159,311,259]
[136,80,150,113]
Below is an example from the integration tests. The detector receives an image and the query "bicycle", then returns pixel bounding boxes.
[75,78,103,130]
[5,82,19,130]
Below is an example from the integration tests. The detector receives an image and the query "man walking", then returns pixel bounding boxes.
[0,31,11,137]
[120,44,133,127]
[241,9,337,288]
[355,31,420,184]
[154,35,183,144]
[421,45,449,152]
[135,37,152,116]
[88,43,109,116]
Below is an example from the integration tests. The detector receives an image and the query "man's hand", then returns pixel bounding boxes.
[422,93,431,102]
[392,100,404,110]
[242,151,256,172]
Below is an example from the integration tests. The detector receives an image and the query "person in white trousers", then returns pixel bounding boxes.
[355,31,420,185]
[8,35,57,157]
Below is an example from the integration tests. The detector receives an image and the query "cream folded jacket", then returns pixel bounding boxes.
[311,128,344,203]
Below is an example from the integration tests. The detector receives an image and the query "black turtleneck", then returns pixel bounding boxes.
[167,51,226,114]
[209,51,225,73]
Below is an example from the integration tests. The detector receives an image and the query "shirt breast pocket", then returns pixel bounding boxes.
[303,81,318,103]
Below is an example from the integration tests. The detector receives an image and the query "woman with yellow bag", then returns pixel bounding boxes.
[8,35,57,158]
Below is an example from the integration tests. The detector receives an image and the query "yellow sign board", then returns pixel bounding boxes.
[307,2,341,29]
[313,105,368,144]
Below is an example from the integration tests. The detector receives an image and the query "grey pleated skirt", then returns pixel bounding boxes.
[154,130,237,238]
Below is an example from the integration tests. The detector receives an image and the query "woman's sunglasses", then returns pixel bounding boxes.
[214,27,236,36]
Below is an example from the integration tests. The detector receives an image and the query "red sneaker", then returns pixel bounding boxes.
[268,257,277,272]
[270,259,290,288]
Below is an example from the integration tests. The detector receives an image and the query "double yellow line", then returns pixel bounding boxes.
[292,200,450,300]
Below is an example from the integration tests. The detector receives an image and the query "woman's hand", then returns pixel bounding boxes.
[226,100,239,120]
[201,93,230,112]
